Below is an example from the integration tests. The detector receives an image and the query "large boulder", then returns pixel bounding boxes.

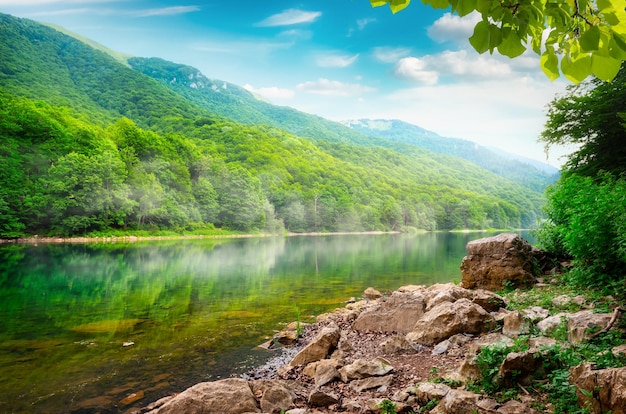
[148,378,260,414]
[460,233,536,291]
[570,362,626,414]
[406,299,496,346]
[289,322,340,367]
[352,291,426,334]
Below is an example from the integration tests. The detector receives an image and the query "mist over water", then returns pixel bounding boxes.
[0,231,534,413]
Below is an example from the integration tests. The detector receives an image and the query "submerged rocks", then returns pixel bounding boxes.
[460,233,536,291]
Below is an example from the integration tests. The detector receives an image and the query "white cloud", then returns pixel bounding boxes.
[134,6,200,17]
[357,17,376,30]
[393,50,522,84]
[244,84,295,100]
[427,12,481,44]
[393,57,439,85]
[375,77,568,165]
[256,9,321,27]
[277,29,313,40]
[372,46,411,63]
[296,78,376,96]
[316,53,359,68]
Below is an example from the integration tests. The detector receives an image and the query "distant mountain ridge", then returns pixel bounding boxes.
[342,119,559,192]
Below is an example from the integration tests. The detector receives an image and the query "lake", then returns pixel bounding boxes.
[0,231,534,413]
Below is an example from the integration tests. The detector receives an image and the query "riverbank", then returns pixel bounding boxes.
[134,235,626,414]
[140,280,626,414]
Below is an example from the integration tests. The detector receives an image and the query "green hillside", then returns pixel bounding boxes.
[128,57,557,192]
[344,119,559,191]
[0,13,547,238]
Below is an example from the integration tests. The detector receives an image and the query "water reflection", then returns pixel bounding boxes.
[0,231,534,413]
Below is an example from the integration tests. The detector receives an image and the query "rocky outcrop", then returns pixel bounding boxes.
[460,233,536,290]
[570,362,626,414]
[142,236,621,414]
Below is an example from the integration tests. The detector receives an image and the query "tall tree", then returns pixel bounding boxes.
[541,65,626,176]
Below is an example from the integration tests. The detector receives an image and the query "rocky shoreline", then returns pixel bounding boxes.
[132,234,626,414]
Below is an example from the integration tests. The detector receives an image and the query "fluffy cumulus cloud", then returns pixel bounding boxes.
[256,9,321,27]
[244,84,295,100]
[427,12,480,44]
[316,53,359,68]
[296,78,376,96]
[393,51,517,84]
[393,57,439,85]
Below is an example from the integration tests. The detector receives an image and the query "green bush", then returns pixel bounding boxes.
[537,172,626,290]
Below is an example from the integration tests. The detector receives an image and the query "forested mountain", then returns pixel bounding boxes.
[343,119,559,191]
[0,13,547,238]
[128,57,557,192]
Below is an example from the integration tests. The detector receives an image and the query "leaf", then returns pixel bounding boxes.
[469,20,502,54]
[390,0,411,13]
[370,0,389,7]
[579,26,601,52]
[497,31,527,58]
[561,52,592,84]
[609,35,626,59]
[420,0,450,9]
[540,49,560,81]
[453,0,477,16]
[591,54,621,81]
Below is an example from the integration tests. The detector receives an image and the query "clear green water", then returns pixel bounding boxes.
[0,231,533,413]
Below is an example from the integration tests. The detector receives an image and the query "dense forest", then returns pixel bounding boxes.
[537,65,626,294]
[0,13,551,238]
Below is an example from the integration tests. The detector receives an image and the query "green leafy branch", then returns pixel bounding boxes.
[370,0,626,83]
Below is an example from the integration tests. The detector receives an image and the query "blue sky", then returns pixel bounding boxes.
[0,0,571,166]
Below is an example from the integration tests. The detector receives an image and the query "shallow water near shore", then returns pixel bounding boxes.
[0,231,534,413]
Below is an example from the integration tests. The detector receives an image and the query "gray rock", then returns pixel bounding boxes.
[308,390,338,407]
[339,357,394,382]
[251,380,295,414]
[568,310,612,343]
[352,291,426,334]
[349,374,394,392]
[289,322,340,367]
[380,335,413,354]
[406,299,496,346]
[502,310,530,338]
[414,382,451,404]
[460,233,535,291]
[570,362,626,414]
[147,378,260,414]
[364,287,383,300]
